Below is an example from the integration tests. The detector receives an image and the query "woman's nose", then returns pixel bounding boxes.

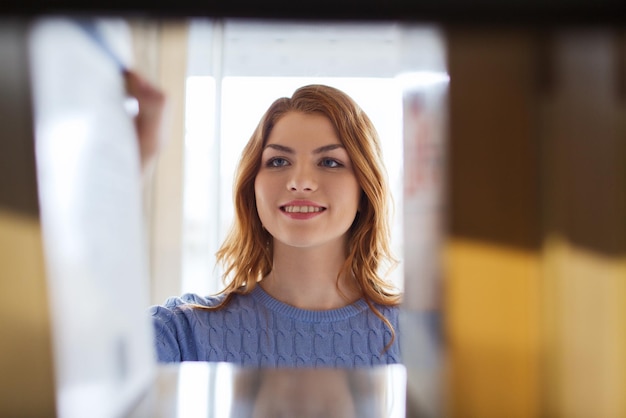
[287,164,317,192]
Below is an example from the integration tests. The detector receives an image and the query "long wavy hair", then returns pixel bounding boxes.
[212,84,401,342]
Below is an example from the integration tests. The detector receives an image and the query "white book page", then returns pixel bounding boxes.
[29,17,156,418]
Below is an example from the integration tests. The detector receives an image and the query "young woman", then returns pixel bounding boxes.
[132,74,402,367]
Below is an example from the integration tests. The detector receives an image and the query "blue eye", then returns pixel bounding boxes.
[320,158,341,168]
[267,157,289,167]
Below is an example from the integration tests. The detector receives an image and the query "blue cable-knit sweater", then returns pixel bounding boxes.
[150,285,401,367]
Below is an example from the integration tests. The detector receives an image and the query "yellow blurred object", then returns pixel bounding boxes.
[444,238,541,418]
[0,209,56,416]
[542,236,626,418]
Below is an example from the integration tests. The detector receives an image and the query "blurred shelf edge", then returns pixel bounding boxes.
[126,362,409,418]
[2,1,626,26]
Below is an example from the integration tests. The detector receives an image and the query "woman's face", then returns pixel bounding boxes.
[254,111,361,251]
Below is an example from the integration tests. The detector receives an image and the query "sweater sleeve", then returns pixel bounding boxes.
[150,304,182,363]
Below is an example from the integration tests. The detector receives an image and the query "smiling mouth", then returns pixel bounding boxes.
[281,205,326,213]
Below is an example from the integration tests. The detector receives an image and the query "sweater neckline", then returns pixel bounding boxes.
[250,285,368,323]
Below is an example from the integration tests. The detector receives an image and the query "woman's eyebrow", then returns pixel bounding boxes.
[263,143,345,154]
[264,144,293,154]
[313,144,345,154]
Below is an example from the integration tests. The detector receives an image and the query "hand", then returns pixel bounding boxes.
[123,69,167,175]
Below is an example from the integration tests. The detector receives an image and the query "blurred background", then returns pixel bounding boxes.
[1,5,625,417]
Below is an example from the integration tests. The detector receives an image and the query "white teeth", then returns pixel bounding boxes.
[284,206,323,213]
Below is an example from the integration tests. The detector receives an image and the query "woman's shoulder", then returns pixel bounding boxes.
[368,301,401,325]
[370,298,401,313]
[150,292,229,314]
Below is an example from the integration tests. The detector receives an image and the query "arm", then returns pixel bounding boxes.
[123,69,167,180]
[150,305,183,363]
